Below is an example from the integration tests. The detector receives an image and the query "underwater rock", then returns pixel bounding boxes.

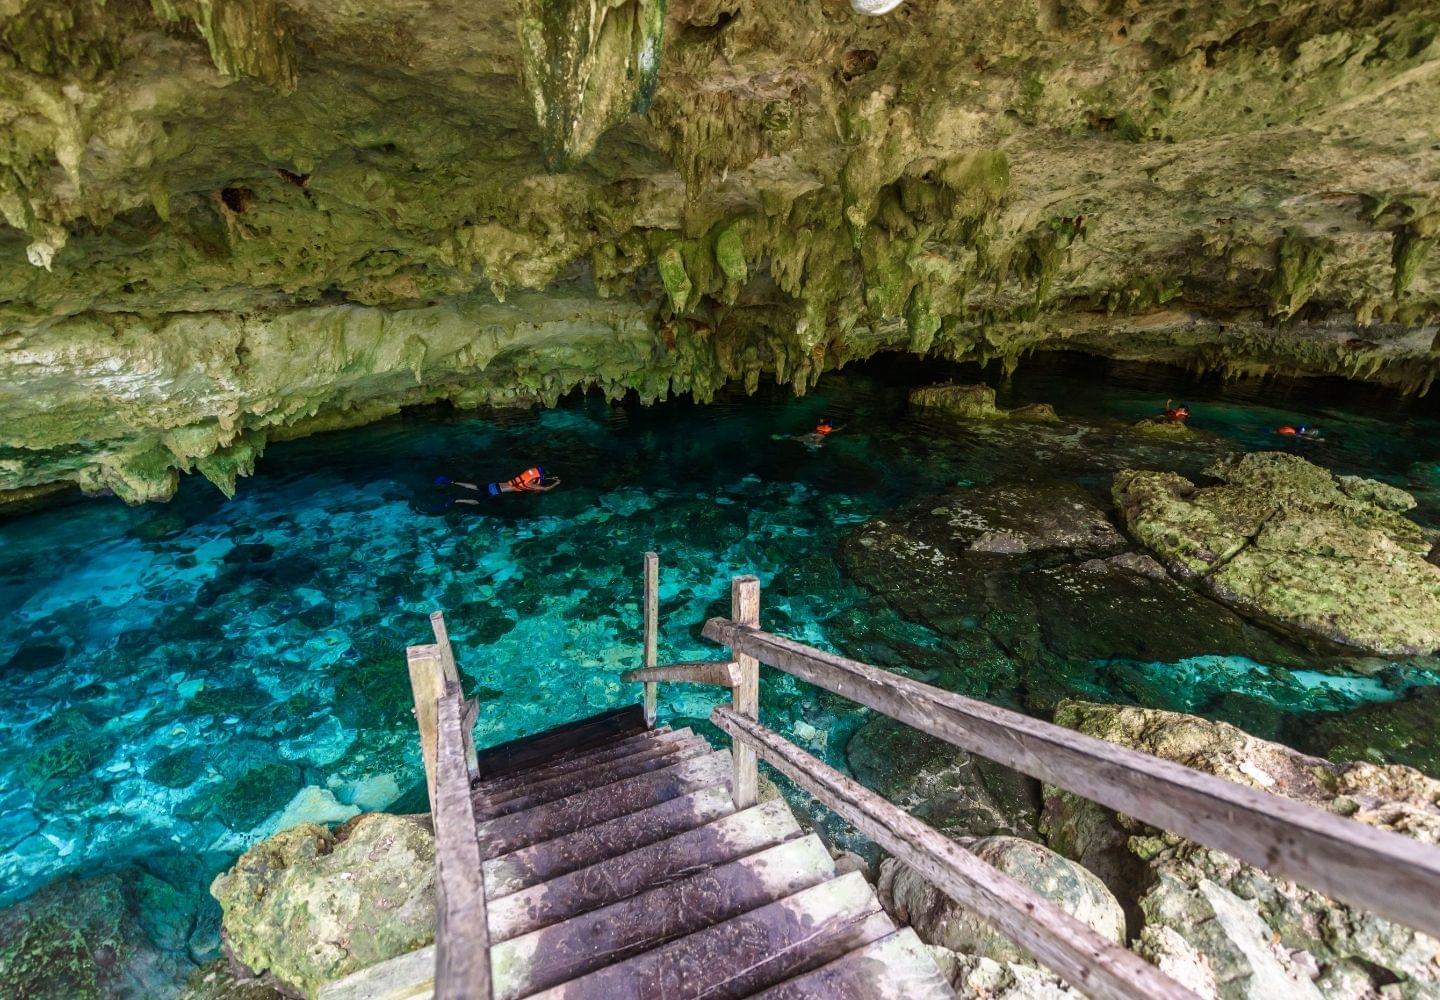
[181,960,285,999]
[1042,700,1440,998]
[1114,452,1440,656]
[877,835,1125,963]
[1298,686,1440,779]
[210,813,436,997]
[909,384,1061,424]
[0,871,196,999]
[846,714,1040,840]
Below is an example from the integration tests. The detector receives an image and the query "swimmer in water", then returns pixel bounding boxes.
[1270,424,1324,442]
[1159,399,1190,423]
[775,417,843,447]
[437,466,561,505]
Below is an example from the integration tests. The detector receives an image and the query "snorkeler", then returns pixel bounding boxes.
[1270,424,1324,441]
[775,417,843,447]
[437,466,561,504]
[1159,399,1190,423]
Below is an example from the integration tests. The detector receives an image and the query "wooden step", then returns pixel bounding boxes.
[475,704,649,781]
[476,737,711,820]
[749,929,956,999]
[488,798,803,942]
[477,728,692,798]
[476,750,731,858]
[484,785,736,899]
[523,871,895,1000]
[490,834,837,1000]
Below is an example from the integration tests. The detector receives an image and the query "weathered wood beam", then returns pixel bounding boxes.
[728,577,760,809]
[406,643,446,812]
[711,707,1197,1000]
[702,619,1440,941]
[433,687,492,999]
[622,660,742,687]
[642,552,659,727]
[430,610,478,779]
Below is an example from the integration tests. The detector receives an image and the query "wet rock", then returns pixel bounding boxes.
[847,714,1040,840]
[3,640,66,672]
[877,836,1125,963]
[1298,686,1440,778]
[211,813,436,996]
[1114,452,1440,655]
[0,871,195,999]
[910,383,1060,424]
[1042,700,1440,998]
[181,960,285,999]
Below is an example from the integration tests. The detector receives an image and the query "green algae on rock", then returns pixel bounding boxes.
[211,813,436,997]
[1113,452,1440,656]
[910,383,1061,425]
[1043,700,1440,1000]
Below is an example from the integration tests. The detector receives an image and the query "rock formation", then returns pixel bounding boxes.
[2,1,1438,503]
[1113,451,1440,655]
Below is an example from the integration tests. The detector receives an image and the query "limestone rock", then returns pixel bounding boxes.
[877,835,1125,963]
[210,813,436,997]
[1113,452,1440,655]
[847,714,1040,840]
[1043,700,1440,998]
[926,945,1083,998]
[910,384,1061,424]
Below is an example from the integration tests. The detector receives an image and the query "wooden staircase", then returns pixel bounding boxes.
[323,703,952,999]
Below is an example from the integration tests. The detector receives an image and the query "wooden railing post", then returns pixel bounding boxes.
[729,575,760,808]
[430,611,479,780]
[433,686,492,999]
[642,552,659,727]
[406,644,446,812]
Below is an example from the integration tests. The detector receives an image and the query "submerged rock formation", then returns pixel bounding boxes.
[2,0,1439,502]
[909,383,1060,424]
[1113,452,1440,655]
[210,813,435,997]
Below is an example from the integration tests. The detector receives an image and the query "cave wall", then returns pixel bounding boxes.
[1,0,1438,502]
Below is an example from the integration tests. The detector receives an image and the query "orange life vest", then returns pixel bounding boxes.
[1275,425,1297,436]
[816,422,834,436]
[508,467,545,491]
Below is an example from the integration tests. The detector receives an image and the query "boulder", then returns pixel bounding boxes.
[1113,452,1440,655]
[877,836,1125,964]
[1043,700,1440,998]
[910,383,1060,424]
[927,945,1083,998]
[847,714,1040,840]
[211,813,436,997]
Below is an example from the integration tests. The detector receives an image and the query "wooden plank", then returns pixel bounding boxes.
[643,551,659,727]
[483,785,736,899]
[317,944,436,1000]
[728,576,760,809]
[487,798,802,942]
[524,872,895,1000]
[703,620,1440,943]
[474,704,648,781]
[476,750,731,857]
[712,707,1196,1000]
[622,660,742,687]
[406,644,446,813]
[749,929,955,1000]
[476,728,688,798]
[490,835,836,1000]
[475,738,711,820]
[429,611,477,779]
[432,688,491,1000]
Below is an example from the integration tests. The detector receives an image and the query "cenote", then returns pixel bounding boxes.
[5,353,1440,991]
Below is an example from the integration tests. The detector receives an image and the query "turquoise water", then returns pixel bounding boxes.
[5,353,1440,986]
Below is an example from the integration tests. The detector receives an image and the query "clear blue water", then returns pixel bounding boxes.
[5,353,1440,987]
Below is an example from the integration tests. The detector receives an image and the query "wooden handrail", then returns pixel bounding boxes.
[622,660,742,687]
[641,552,659,726]
[433,686,492,999]
[702,617,1440,942]
[712,707,1199,1000]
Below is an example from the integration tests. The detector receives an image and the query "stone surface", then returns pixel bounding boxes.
[1043,700,1440,999]
[210,813,436,997]
[1,2,1438,500]
[877,835,1126,964]
[1114,452,1440,655]
[909,383,1061,424]
[927,946,1083,999]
